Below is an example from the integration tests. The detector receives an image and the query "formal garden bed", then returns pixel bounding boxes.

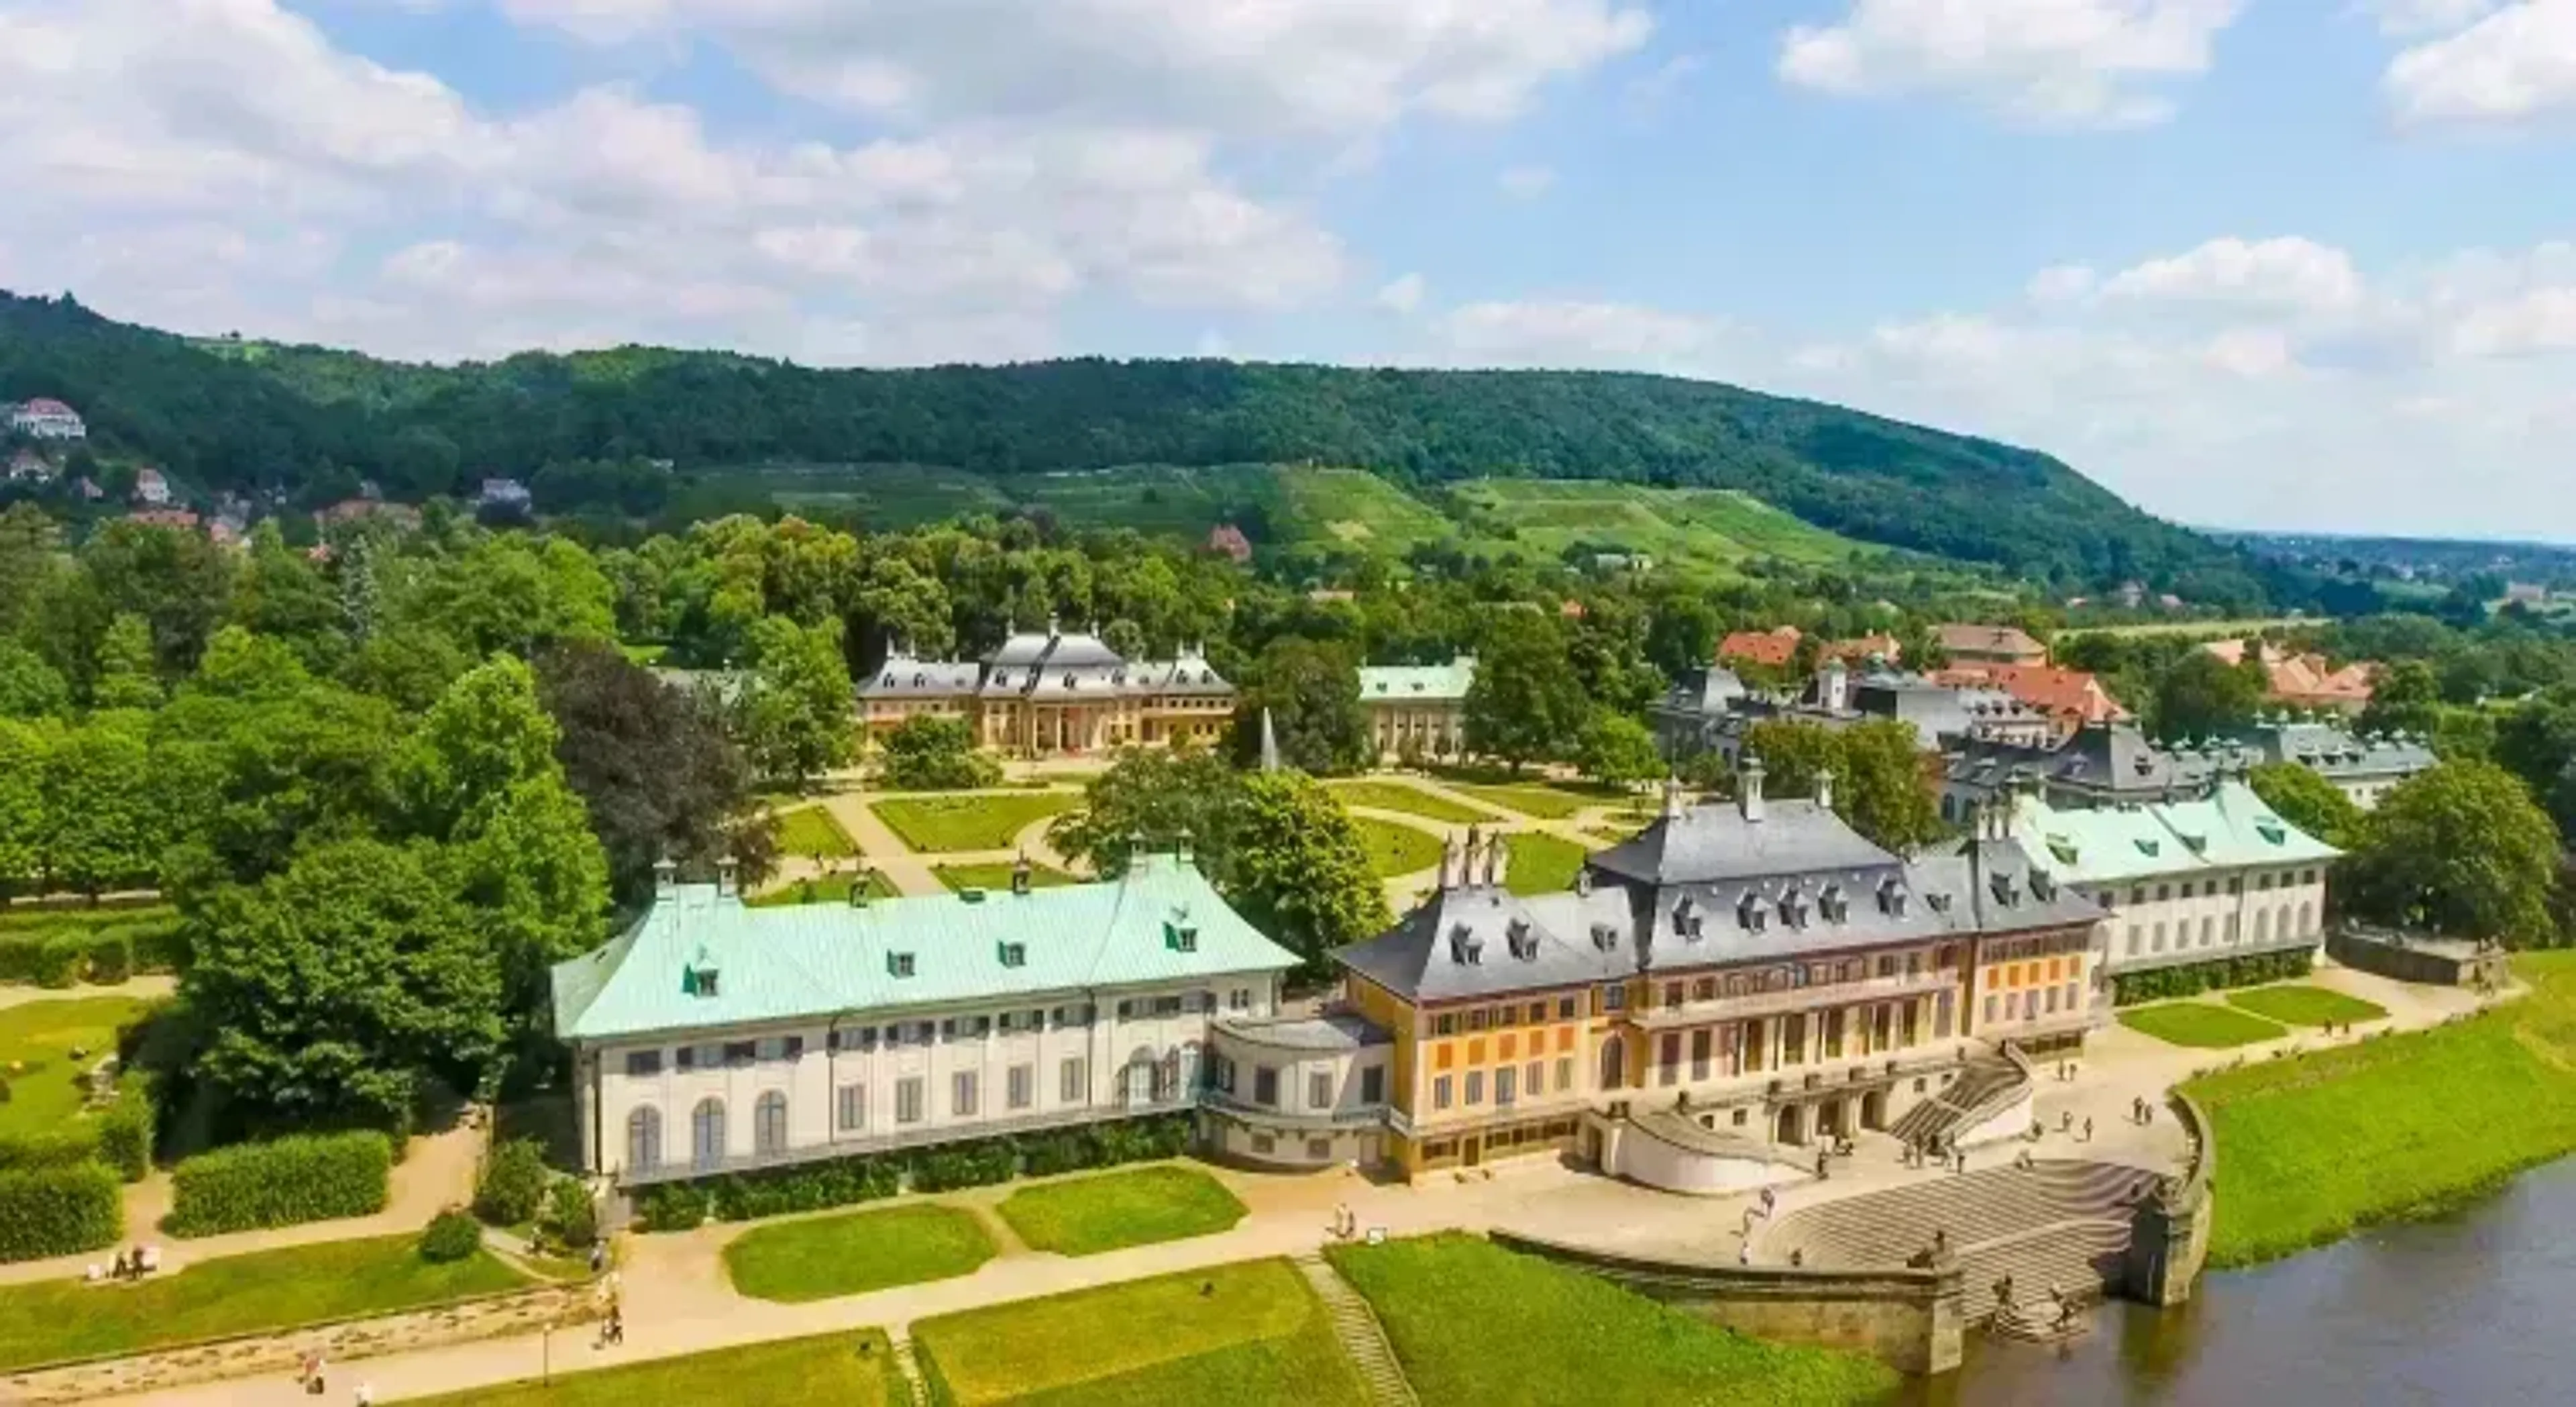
[746,870,902,908]
[994,1165,1247,1257]
[2117,1001,2287,1049]
[1426,773,1625,822]
[0,1233,526,1371]
[0,996,154,1143]
[934,862,1077,894]
[1351,817,1443,879]
[771,806,858,860]
[870,794,1078,853]
[414,1330,903,1406]
[724,1203,997,1303]
[911,1257,1368,1406]
[2187,951,2576,1269]
[2224,984,2389,1027]
[1324,780,1495,825]
[1328,1233,1895,1406]
[1503,831,1590,896]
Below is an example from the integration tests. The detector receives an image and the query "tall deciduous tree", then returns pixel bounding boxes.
[1463,611,1585,770]
[0,718,55,898]
[1049,747,1238,878]
[43,713,162,896]
[2247,762,2365,852]
[877,715,1001,791]
[2359,659,2445,741]
[0,641,70,719]
[1574,709,1662,788]
[1835,719,1944,852]
[2345,760,2562,948]
[736,615,855,788]
[91,613,164,710]
[1216,772,1391,975]
[2151,649,2267,739]
[1228,639,1368,776]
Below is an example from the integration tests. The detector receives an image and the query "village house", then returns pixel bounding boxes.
[1657,658,2054,767]
[857,621,1235,757]
[1935,623,2049,668]
[1204,525,1253,564]
[1718,626,1803,671]
[5,448,52,484]
[1356,656,1477,762]
[1932,663,2128,742]
[2202,639,2377,714]
[130,468,172,507]
[2226,716,2434,811]
[478,478,534,514]
[6,398,87,441]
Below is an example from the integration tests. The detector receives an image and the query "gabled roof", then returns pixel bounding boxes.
[1937,623,2046,659]
[553,854,1297,1041]
[1719,627,1803,668]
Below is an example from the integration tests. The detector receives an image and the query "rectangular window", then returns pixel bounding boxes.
[724,1041,757,1067]
[2153,923,2167,952]
[1557,996,1576,1020]
[2125,925,2141,956]
[1254,1066,1279,1107]
[1151,996,1184,1018]
[896,1077,924,1125]
[1495,1065,1518,1106]
[2065,982,2081,1011]
[625,1050,663,1078]
[2045,986,2059,1014]
[951,1072,979,1118]
[1984,994,1998,1025]
[1465,1070,1485,1105]
[1525,1060,1544,1096]
[1008,1063,1033,1110]
[1658,1033,1682,1087]
[1467,1008,1489,1032]
[1433,1013,1457,1036]
[1602,984,1626,1012]
[1230,988,1250,1010]
[1556,1057,1573,1092]
[1529,1001,1548,1024]
[1360,1065,1385,1104]
[1309,1071,1334,1110]
[1690,1028,1712,1081]
[837,1084,865,1132]
[1434,1076,1454,1110]
[1116,998,1137,1021]
[1251,1133,1275,1155]
[1307,1137,1334,1161]
[1061,1057,1087,1104]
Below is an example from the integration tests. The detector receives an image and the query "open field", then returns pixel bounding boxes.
[2059,616,2309,641]
[1442,480,1864,575]
[1352,817,1444,878]
[1503,832,1590,896]
[1325,779,1495,825]
[869,793,1078,853]
[745,870,902,908]
[411,1331,902,1407]
[1330,1233,1894,1406]
[724,1204,996,1304]
[2117,1002,2287,1049]
[0,1235,525,1372]
[2187,952,2576,1268]
[934,862,1077,894]
[911,1257,1367,1407]
[0,994,156,1139]
[2225,984,2388,1028]
[994,1165,1248,1257]
[773,806,857,859]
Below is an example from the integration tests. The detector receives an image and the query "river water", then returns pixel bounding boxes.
[1903,1157,2576,1406]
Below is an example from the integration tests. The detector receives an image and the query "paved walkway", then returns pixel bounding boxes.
[797,788,1085,901]
[0,975,176,1012]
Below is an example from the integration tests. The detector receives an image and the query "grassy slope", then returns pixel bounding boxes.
[1330,1233,1894,1406]
[724,1204,996,1304]
[410,1331,902,1407]
[1444,479,1866,574]
[0,995,158,1139]
[2118,1002,2288,1049]
[869,793,1077,853]
[2187,952,2576,1268]
[995,1166,1248,1257]
[0,1236,525,1371]
[912,1258,1366,1407]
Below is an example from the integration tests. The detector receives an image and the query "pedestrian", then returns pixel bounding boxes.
[2083,1116,2094,1143]
[354,1383,375,1407]
[607,1303,625,1346]
[1737,1241,1751,1266]
[2060,1110,2073,1133]
[1760,1186,1776,1216]
[589,1240,607,1276]
[111,1249,129,1281]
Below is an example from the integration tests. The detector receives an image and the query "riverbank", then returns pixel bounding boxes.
[2184,951,2576,1269]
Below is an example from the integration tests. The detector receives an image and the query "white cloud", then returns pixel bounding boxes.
[1778,0,2247,127]
[1376,273,1428,314]
[2368,0,2502,37]
[2027,264,2102,303]
[2097,236,2365,312]
[1623,52,1705,113]
[1498,165,1558,199]
[2385,1,2576,126]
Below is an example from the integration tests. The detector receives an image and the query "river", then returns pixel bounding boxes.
[1904,1157,2576,1406]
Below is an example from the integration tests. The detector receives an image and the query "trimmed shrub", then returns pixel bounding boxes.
[0,1127,101,1174]
[85,932,131,985]
[94,1083,155,1182]
[474,1137,551,1227]
[167,1131,393,1237]
[543,1178,598,1250]
[2114,949,2317,1006]
[636,1182,710,1233]
[0,931,44,983]
[33,933,86,988]
[0,1162,122,1263]
[419,1209,484,1263]
[123,920,188,974]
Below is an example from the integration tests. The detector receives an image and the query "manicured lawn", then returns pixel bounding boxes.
[745,869,902,908]
[0,1234,525,1371]
[935,862,1077,894]
[773,805,858,859]
[871,793,1077,853]
[2117,1001,2287,1049]
[2225,984,2389,1027]
[2188,952,2576,1269]
[0,994,156,1140]
[1503,831,1590,896]
[1325,779,1497,825]
[995,1165,1248,1257]
[724,1204,997,1304]
[411,1331,902,1407]
[1331,1233,1894,1406]
[1352,817,1444,878]
[1438,782,1601,821]
[912,1257,1367,1407]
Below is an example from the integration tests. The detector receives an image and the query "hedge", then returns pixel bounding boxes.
[419,1209,483,1263]
[0,914,186,985]
[167,1131,393,1237]
[2113,949,2316,1006]
[635,1112,1198,1231]
[0,1162,123,1263]
[95,1082,155,1182]
[0,1127,101,1174]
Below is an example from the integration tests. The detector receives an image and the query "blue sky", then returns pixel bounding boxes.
[3,1,2575,541]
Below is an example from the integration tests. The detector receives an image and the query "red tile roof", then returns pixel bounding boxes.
[1937,663,2127,728]
[1718,625,1803,668]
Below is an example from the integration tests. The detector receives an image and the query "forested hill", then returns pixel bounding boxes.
[0,290,2259,594]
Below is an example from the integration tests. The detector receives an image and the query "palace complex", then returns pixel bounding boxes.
[856,622,1234,757]
[1356,656,1476,760]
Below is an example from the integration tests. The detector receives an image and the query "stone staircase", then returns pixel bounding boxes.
[1886,1053,2027,1147]
[888,1335,931,1407]
[1294,1251,1419,1407]
[1766,1161,2160,1326]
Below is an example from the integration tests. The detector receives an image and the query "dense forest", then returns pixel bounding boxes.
[0,291,2281,600]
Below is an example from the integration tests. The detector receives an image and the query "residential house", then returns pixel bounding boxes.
[855,622,1236,756]
[478,478,534,513]
[5,449,52,484]
[1205,525,1254,565]
[1819,633,1904,666]
[1941,721,2250,819]
[6,398,86,441]
[2226,717,2433,811]
[1718,626,1803,670]
[2202,639,2377,714]
[1662,659,2053,768]
[1935,624,2049,668]
[131,468,172,507]
[1933,663,2129,743]
[1356,656,1477,761]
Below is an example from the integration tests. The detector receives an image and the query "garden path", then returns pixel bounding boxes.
[0,975,176,1012]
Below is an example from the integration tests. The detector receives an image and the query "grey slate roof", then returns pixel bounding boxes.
[1591,796,1896,886]
[1212,1011,1391,1053]
[1947,722,2253,801]
[2229,719,2434,782]
[860,655,985,699]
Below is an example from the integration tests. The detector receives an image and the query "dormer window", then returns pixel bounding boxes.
[1737,893,1767,932]
[998,941,1027,968]
[1506,917,1537,961]
[1989,871,2018,906]
[1165,919,1199,953]
[683,964,720,998]
[1671,897,1697,935]
[1925,892,1953,914]
[2031,870,2058,901]
[1589,923,1619,952]
[888,951,916,978]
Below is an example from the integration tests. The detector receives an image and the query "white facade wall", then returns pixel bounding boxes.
[585,975,1280,1181]
[2091,862,2330,977]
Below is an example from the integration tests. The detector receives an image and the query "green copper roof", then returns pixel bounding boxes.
[551,854,1298,1042]
[1358,658,1476,705]
[2005,780,2339,885]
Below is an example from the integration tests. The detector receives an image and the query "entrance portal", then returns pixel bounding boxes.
[1775,1105,1804,1145]
[1819,1098,1845,1139]
[1862,1090,1888,1131]
[1462,1136,1483,1168]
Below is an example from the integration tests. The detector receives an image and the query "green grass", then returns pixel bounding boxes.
[934,862,1077,894]
[1016,464,1457,558]
[724,1204,997,1304]
[1324,779,1497,825]
[1436,782,1602,821]
[2118,1001,2288,1049]
[912,1257,1368,1406]
[773,805,858,859]
[2224,984,2390,1028]
[745,870,902,908]
[995,1165,1248,1257]
[411,1331,902,1407]
[0,994,156,1140]
[2188,953,2576,1269]
[870,793,1078,853]
[1351,816,1445,878]
[1330,1233,1895,1406]
[1442,480,1863,578]
[2058,615,2310,640]
[0,1235,526,1371]
[1503,832,1591,896]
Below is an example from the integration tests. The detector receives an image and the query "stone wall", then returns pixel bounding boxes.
[3,1282,598,1405]
[2327,930,2511,990]
[1490,1231,1966,1375]
[2123,1090,2214,1308]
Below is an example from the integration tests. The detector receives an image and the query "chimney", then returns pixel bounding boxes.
[715,855,739,898]
[1739,756,1767,824]
[1126,830,1150,876]
[1011,851,1033,896]
[1440,833,1465,891]
[1461,826,1485,888]
[1481,831,1503,888]
[1046,613,1061,639]
[849,868,875,907]
[1816,768,1835,813]
[1661,774,1684,822]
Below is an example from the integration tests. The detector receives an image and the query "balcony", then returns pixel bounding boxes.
[1199,1088,1388,1131]
[1626,968,1961,1029]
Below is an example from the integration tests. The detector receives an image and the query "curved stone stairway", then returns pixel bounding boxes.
[1765,1161,2162,1324]
[1886,1053,2028,1148]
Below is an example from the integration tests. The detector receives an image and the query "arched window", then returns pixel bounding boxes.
[691,1098,727,1171]
[1175,1041,1203,1096]
[625,1106,661,1171]
[2298,901,2316,937]
[2255,909,2270,943]
[1598,1036,1626,1092]
[2279,905,2296,941]
[1123,1046,1159,1106]
[755,1090,789,1157]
